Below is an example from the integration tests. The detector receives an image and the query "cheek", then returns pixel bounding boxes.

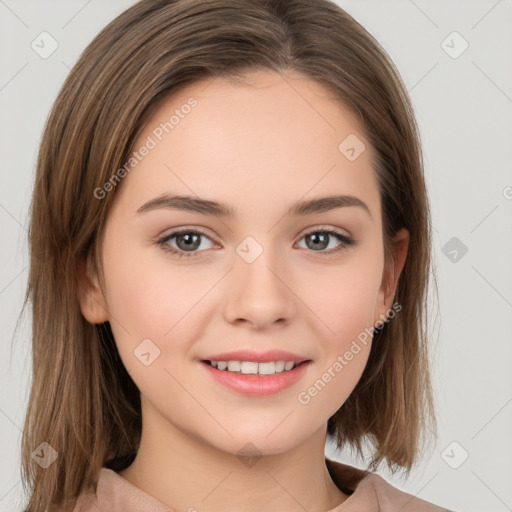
[101,238,222,393]
[295,282,376,420]
[101,247,211,403]
[298,252,383,342]
[102,239,208,339]
[295,254,382,393]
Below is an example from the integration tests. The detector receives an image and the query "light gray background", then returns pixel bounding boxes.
[1,1,511,511]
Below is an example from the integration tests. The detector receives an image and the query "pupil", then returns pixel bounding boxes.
[179,233,200,250]
[308,233,328,250]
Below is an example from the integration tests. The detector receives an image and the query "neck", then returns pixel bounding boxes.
[118,403,348,512]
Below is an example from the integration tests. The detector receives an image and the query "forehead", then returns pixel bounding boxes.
[113,69,381,223]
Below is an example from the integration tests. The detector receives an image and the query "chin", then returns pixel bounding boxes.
[201,428,306,459]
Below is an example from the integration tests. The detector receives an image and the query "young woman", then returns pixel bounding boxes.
[20,0,451,510]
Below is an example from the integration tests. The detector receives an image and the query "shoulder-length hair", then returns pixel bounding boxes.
[20,0,438,510]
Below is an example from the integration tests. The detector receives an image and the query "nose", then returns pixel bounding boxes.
[223,245,296,330]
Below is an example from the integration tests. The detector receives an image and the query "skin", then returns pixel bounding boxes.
[79,69,408,512]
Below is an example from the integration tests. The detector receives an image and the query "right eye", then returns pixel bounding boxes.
[155,228,217,258]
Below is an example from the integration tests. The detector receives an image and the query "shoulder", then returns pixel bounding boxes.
[64,469,114,512]
[69,467,173,512]
[325,457,454,512]
[69,485,99,512]
[360,472,453,511]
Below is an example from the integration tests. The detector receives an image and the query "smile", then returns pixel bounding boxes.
[207,360,298,375]
[200,359,312,396]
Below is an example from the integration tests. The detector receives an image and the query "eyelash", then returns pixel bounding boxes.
[155,227,356,259]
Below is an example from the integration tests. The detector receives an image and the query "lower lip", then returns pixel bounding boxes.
[200,361,311,396]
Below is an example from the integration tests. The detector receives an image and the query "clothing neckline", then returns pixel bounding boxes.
[91,457,375,511]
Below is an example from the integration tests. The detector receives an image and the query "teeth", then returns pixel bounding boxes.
[275,361,285,372]
[227,361,241,372]
[240,361,258,374]
[208,360,300,375]
[258,362,276,375]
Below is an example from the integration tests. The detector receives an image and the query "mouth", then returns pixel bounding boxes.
[201,359,310,375]
[200,358,312,396]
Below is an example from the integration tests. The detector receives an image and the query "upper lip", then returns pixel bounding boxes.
[201,350,310,364]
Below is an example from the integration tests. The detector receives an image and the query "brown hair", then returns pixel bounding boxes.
[20,0,438,510]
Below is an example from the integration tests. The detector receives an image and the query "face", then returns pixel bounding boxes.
[80,69,408,457]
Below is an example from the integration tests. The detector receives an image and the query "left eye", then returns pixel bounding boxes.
[297,230,355,253]
[156,229,215,258]
[156,228,356,258]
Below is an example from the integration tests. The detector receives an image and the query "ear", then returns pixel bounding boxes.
[374,228,409,326]
[77,253,109,324]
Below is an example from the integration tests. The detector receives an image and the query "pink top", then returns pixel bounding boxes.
[72,457,452,511]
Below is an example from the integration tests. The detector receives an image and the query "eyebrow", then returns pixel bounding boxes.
[136,193,372,220]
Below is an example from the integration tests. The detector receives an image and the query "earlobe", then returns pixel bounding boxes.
[77,255,109,324]
[375,228,409,324]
